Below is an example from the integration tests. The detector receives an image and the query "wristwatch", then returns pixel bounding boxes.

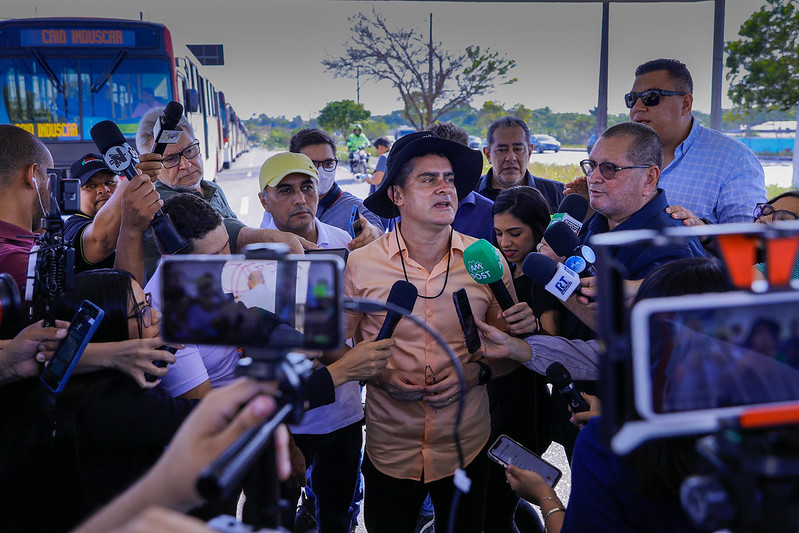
[475,360,492,386]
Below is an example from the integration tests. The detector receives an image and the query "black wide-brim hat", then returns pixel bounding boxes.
[363,130,483,219]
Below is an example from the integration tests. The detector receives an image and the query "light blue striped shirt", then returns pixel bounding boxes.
[659,118,766,224]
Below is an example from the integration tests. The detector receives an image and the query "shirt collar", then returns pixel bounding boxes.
[387,224,466,261]
[671,116,700,165]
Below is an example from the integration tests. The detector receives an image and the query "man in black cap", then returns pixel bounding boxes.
[344,131,523,532]
[63,152,162,284]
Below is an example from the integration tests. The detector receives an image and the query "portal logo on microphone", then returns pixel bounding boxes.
[103,142,139,172]
[544,263,580,302]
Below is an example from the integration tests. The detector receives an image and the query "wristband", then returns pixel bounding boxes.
[543,507,566,522]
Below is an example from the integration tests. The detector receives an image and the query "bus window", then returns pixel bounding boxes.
[0,56,172,140]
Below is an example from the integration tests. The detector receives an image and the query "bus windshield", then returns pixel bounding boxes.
[0,56,172,140]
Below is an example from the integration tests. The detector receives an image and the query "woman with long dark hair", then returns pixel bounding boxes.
[0,269,195,532]
[485,186,558,532]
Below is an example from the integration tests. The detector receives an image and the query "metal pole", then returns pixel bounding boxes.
[597,1,609,135]
[710,0,725,131]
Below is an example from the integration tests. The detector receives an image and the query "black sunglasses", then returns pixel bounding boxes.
[753,202,799,222]
[624,89,686,109]
[580,159,651,180]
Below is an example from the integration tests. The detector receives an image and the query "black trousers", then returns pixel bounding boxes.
[484,367,552,533]
[291,420,363,533]
[361,444,489,533]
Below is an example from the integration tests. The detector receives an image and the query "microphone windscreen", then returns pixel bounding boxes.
[90,120,127,155]
[386,280,418,314]
[463,239,505,284]
[545,361,571,388]
[557,194,588,220]
[544,221,581,258]
[163,101,184,124]
[521,252,558,285]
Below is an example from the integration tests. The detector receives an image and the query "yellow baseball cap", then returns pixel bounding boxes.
[259,152,318,191]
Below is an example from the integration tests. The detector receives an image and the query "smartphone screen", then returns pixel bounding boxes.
[41,300,104,393]
[453,288,480,354]
[488,435,562,487]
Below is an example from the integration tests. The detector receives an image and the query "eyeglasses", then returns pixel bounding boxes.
[161,142,201,169]
[580,159,651,180]
[753,202,799,222]
[128,292,153,328]
[310,158,338,172]
[425,365,437,385]
[624,89,687,109]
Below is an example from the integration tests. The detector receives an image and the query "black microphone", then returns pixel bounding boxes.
[544,221,597,277]
[549,194,589,234]
[376,280,418,340]
[546,361,590,413]
[521,252,581,302]
[151,101,184,156]
[89,120,189,254]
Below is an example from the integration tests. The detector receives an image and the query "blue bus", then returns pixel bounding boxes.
[0,17,247,174]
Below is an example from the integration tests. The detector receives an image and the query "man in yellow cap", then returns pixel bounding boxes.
[258,152,352,249]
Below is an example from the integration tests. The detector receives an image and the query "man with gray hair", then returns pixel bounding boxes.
[136,107,314,278]
[475,116,565,213]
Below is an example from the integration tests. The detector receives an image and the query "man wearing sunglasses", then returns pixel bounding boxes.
[626,58,765,226]
[555,122,705,339]
[136,108,317,279]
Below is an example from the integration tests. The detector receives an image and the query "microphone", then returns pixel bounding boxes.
[548,194,588,234]
[376,280,418,340]
[463,239,515,310]
[151,101,184,156]
[544,221,597,277]
[546,361,590,413]
[89,120,189,254]
[521,253,580,302]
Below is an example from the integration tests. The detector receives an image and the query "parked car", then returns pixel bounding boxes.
[468,135,482,149]
[531,134,561,153]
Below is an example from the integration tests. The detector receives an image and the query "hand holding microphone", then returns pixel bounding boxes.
[359,280,417,386]
[546,361,590,413]
[90,115,189,254]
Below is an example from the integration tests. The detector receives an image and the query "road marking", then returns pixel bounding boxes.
[239,197,249,216]
[246,171,253,177]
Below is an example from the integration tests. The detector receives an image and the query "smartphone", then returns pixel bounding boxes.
[305,247,348,263]
[488,435,562,487]
[453,288,480,354]
[144,345,179,383]
[40,300,104,393]
[348,205,363,238]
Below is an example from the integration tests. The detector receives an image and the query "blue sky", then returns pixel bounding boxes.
[3,0,770,120]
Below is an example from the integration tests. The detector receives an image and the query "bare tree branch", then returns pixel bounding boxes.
[322,9,516,129]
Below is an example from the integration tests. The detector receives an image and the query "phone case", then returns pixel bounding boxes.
[453,289,481,354]
[41,300,104,394]
[487,435,562,487]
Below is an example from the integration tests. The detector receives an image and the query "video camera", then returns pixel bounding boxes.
[45,168,81,216]
[591,222,799,532]
[159,243,345,517]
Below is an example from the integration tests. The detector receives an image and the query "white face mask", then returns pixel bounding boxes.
[316,167,336,194]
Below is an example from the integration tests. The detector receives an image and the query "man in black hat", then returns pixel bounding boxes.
[344,131,521,532]
[63,152,163,284]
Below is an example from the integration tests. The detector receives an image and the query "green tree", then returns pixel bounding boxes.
[726,0,799,186]
[323,9,516,129]
[317,100,371,136]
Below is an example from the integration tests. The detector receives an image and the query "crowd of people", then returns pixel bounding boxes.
[0,57,793,533]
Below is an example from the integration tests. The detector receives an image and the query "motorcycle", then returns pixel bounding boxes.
[348,148,369,174]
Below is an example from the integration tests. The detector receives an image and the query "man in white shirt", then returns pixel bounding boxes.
[259,152,352,250]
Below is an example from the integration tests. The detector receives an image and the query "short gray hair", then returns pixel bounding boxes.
[136,106,195,153]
